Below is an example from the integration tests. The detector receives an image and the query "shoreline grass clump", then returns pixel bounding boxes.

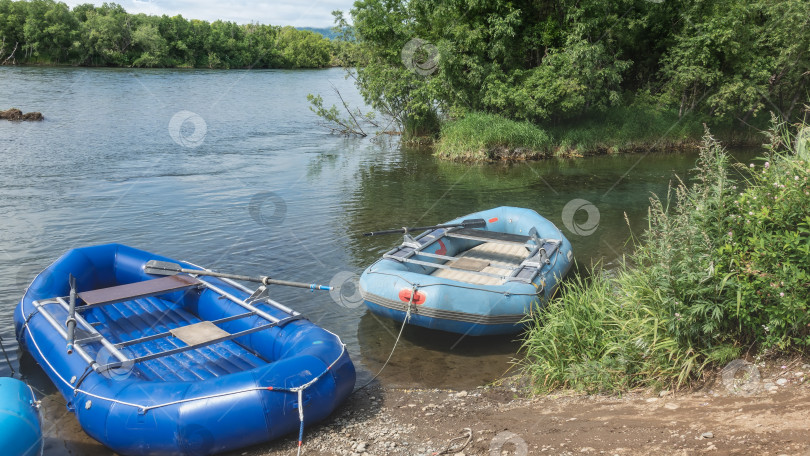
[549,106,705,155]
[434,112,553,161]
[522,119,810,394]
[435,107,760,162]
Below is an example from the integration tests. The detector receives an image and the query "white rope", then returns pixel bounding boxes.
[296,389,305,456]
[355,284,416,392]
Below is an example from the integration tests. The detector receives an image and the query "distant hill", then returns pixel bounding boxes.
[297,27,338,40]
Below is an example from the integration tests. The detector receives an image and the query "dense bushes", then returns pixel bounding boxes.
[522,121,810,393]
[348,0,810,136]
[719,124,810,348]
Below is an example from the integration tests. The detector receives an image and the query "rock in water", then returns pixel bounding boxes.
[1,108,43,121]
[0,108,23,120]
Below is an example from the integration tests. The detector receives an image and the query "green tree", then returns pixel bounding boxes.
[660,0,810,123]
[276,26,331,68]
[348,0,810,135]
[131,19,166,67]
[42,1,77,62]
[78,3,132,65]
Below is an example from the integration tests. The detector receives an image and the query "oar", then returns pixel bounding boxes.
[143,261,332,291]
[363,218,487,236]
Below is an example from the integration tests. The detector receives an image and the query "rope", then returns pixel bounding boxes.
[27,383,66,406]
[0,335,14,377]
[22,308,40,331]
[434,427,473,455]
[297,389,305,456]
[26,383,42,409]
[354,284,416,393]
[73,365,94,392]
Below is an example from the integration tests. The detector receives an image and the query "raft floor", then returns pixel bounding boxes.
[78,296,268,382]
[431,242,529,286]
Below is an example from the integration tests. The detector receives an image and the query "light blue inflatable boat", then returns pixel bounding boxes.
[360,207,573,336]
[0,377,42,456]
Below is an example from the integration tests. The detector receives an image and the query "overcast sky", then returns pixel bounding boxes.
[62,1,356,27]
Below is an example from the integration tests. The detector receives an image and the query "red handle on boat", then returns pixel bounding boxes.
[398,289,426,305]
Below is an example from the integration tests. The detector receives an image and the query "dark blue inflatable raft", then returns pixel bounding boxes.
[14,244,355,455]
[360,207,573,336]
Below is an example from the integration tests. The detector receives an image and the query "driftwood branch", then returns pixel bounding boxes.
[1,38,19,65]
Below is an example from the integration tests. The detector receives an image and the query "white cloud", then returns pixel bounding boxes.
[61,0,354,27]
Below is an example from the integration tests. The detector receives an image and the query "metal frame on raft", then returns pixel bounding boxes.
[29,268,303,379]
[382,225,562,284]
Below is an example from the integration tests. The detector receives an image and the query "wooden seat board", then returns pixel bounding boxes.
[431,242,530,285]
[78,275,200,307]
[448,257,490,271]
[170,321,230,346]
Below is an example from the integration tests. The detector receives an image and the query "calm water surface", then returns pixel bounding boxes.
[0,67,757,454]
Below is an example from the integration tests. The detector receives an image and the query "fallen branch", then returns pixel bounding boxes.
[1,39,18,65]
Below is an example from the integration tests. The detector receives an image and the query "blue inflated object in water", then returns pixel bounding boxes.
[0,377,42,456]
[14,244,355,455]
[360,207,573,336]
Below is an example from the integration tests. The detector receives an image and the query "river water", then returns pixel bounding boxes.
[0,66,758,454]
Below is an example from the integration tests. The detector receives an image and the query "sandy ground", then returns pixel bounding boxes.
[240,359,810,456]
[37,358,810,455]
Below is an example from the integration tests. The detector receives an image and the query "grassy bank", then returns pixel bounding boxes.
[434,108,759,161]
[521,121,810,393]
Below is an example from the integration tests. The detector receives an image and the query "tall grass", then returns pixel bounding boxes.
[434,112,553,161]
[549,106,705,154]
[434,107,759,162]
[522,120,810,394]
